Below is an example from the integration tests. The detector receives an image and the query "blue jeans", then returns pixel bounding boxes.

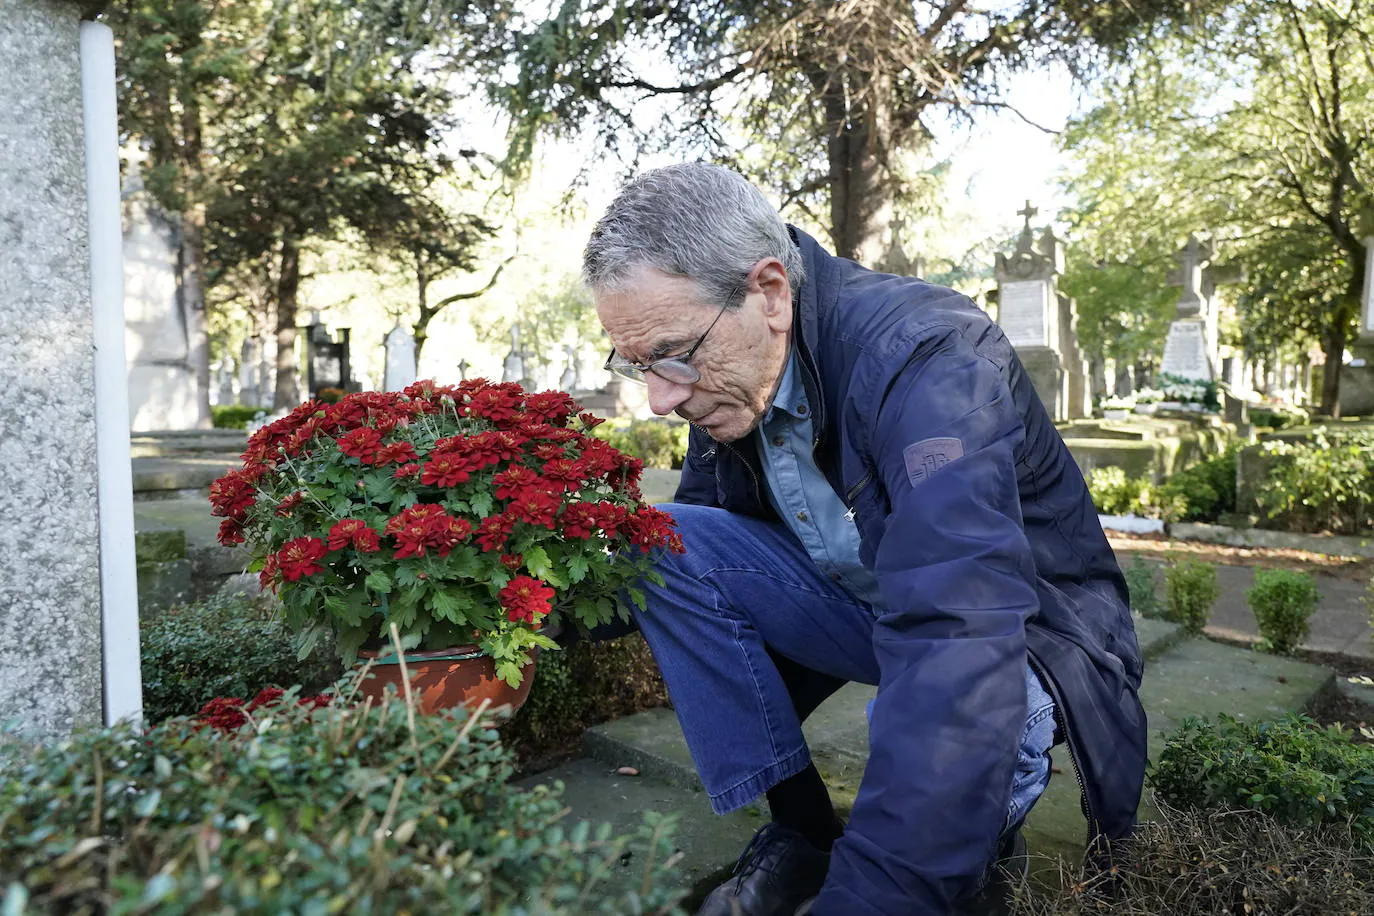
[630,504,1057,832]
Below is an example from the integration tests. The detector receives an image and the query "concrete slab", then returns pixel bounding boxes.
[581,634,1336,886]
[132,455,239,495]
[516,755,766,900]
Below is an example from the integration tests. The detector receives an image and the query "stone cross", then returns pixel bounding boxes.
[457,358,470,380]
[1017,200,1038,231]
[1167,235,1212,318]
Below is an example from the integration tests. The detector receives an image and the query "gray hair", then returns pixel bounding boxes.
[582,162,805,310]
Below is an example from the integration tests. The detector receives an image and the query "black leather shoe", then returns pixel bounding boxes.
[694,823,831,916]
[954,828,1029,916]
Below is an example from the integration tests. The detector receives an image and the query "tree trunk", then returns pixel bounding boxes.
[413,254,430,363]
[273,238,302,409]
[1318,296,1358,417]
[178,61,212,429]
[181,202,212,428]
[822,67,894,266]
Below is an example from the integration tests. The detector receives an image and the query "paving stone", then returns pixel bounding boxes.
[515,756,767,902]
[582,633,1336,890]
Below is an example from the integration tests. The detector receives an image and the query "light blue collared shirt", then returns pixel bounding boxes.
[756,350,886,609]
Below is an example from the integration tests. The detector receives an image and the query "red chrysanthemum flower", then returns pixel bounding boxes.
[508,486,561,528]
[275,491,304,517]
[420,452,474,487]
[579,411,606,429]
[476,513,515,553]
[499,552,523,571]
[540,458,585,492]
[524,390,579,424]
[492,465,539,500]
[371,440,417,466]
[217,518,246,546]
[327,518,381,552]
[467,386,524,423]
[499,575,555,624]
[276,536,327,581]
[338,427,383,462]
[394,462,420,478]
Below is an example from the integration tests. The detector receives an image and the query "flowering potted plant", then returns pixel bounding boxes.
[210,379,683,711]
[1100,395,1135,419]
[1133,387,1164,415]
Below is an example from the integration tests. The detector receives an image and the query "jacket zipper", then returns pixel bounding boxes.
[721,441,764,507]
[843,468,875,522]
[1025,653,1098,845]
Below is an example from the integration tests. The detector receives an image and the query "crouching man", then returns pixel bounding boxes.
[583,162,1146,916]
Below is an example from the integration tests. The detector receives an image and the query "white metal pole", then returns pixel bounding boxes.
[80,19,143,727]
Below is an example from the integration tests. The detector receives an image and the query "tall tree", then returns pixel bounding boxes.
[116,0,489,409]
[1059,0,1374,414]
[471,0,1226,265]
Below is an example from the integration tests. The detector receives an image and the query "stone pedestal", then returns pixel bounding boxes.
[1160,318,1214,382]
[1018,347,1066,421]
[0,0,107,739]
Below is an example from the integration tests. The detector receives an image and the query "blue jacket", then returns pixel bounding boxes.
[674,229,1147,914]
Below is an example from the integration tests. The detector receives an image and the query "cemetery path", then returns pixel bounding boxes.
[1111,535,1374,663]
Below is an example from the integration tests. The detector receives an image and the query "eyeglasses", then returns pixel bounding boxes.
[603,300,731,386]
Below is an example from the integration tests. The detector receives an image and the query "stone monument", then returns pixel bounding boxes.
[122,156,201,431]
[304,312,352,398]
[383,321,418,392]
[1160,236,1219,382]
[1,3,142,739]
[559,344,577,391]
[1338,237,1374,416]
[993,202,1090,421]
[502,324,526,384]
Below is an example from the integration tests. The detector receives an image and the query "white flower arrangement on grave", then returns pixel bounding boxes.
[1133,388,1165,405]
[1101,395,1136,410]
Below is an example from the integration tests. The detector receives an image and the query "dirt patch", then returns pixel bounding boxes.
[1110,532,1374,582]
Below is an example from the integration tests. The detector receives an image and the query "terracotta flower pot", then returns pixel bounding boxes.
[356,645,537,715]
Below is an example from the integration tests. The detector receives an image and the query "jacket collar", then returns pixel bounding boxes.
[787,225,831,439]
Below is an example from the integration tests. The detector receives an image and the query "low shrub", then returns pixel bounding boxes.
[0,686,686,914]
[1148,713,1374,847]
[141,592,342,723]
[1123,557,1163,620]
[1163,557,1218,635]
[1250,404,1308,430]
[590,417,689,470]
[1255,429,1374,534]
[503,634,668,765]
[1014,803,1373,915]
[1086,467,1152,517]
[1156,446,1238,523]
[1247,568,1321,655]
[210,404,266,429]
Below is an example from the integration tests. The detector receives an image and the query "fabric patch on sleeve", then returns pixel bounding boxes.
[903,437,965,487]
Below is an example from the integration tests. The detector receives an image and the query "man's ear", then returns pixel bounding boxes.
[754,258,792,332]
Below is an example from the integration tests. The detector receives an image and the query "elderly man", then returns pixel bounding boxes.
[583,163,1146,916]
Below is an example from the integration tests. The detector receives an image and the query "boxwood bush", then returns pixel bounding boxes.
[0,687,687,914]
[1156,446,1238,523]
[141,593,342,723]
[210,405,267,430]
[1148,713,1374,847]
[1247,568,1321,655]
[1163,558,1219,635]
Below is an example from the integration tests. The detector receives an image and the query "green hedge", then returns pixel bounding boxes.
[1247,568,1320,655]
[211,405,268,429]
[0,688,686,913]
[1256,430,1374,534]
[141,593,342,723]
[1163,558,1218,635]
[1149,713,1374,848]
[589,418,689,470]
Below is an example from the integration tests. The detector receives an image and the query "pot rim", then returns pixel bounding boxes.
[359,644,484,665]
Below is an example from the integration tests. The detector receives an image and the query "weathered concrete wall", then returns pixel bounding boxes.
[0,0,104,739]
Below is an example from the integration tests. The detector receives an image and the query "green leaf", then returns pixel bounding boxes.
[134,789,162,818]
[567,554,590,583]
[627,586,647,611]
[365,570,393,594]
[495,660,523,687]
[469,491,494,518]
[524,545,568,589]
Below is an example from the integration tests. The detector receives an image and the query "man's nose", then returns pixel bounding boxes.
[645,373,692,416]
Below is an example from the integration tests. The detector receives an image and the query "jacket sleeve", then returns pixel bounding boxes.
[814,325,1040,915]
[673,424,721,507]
